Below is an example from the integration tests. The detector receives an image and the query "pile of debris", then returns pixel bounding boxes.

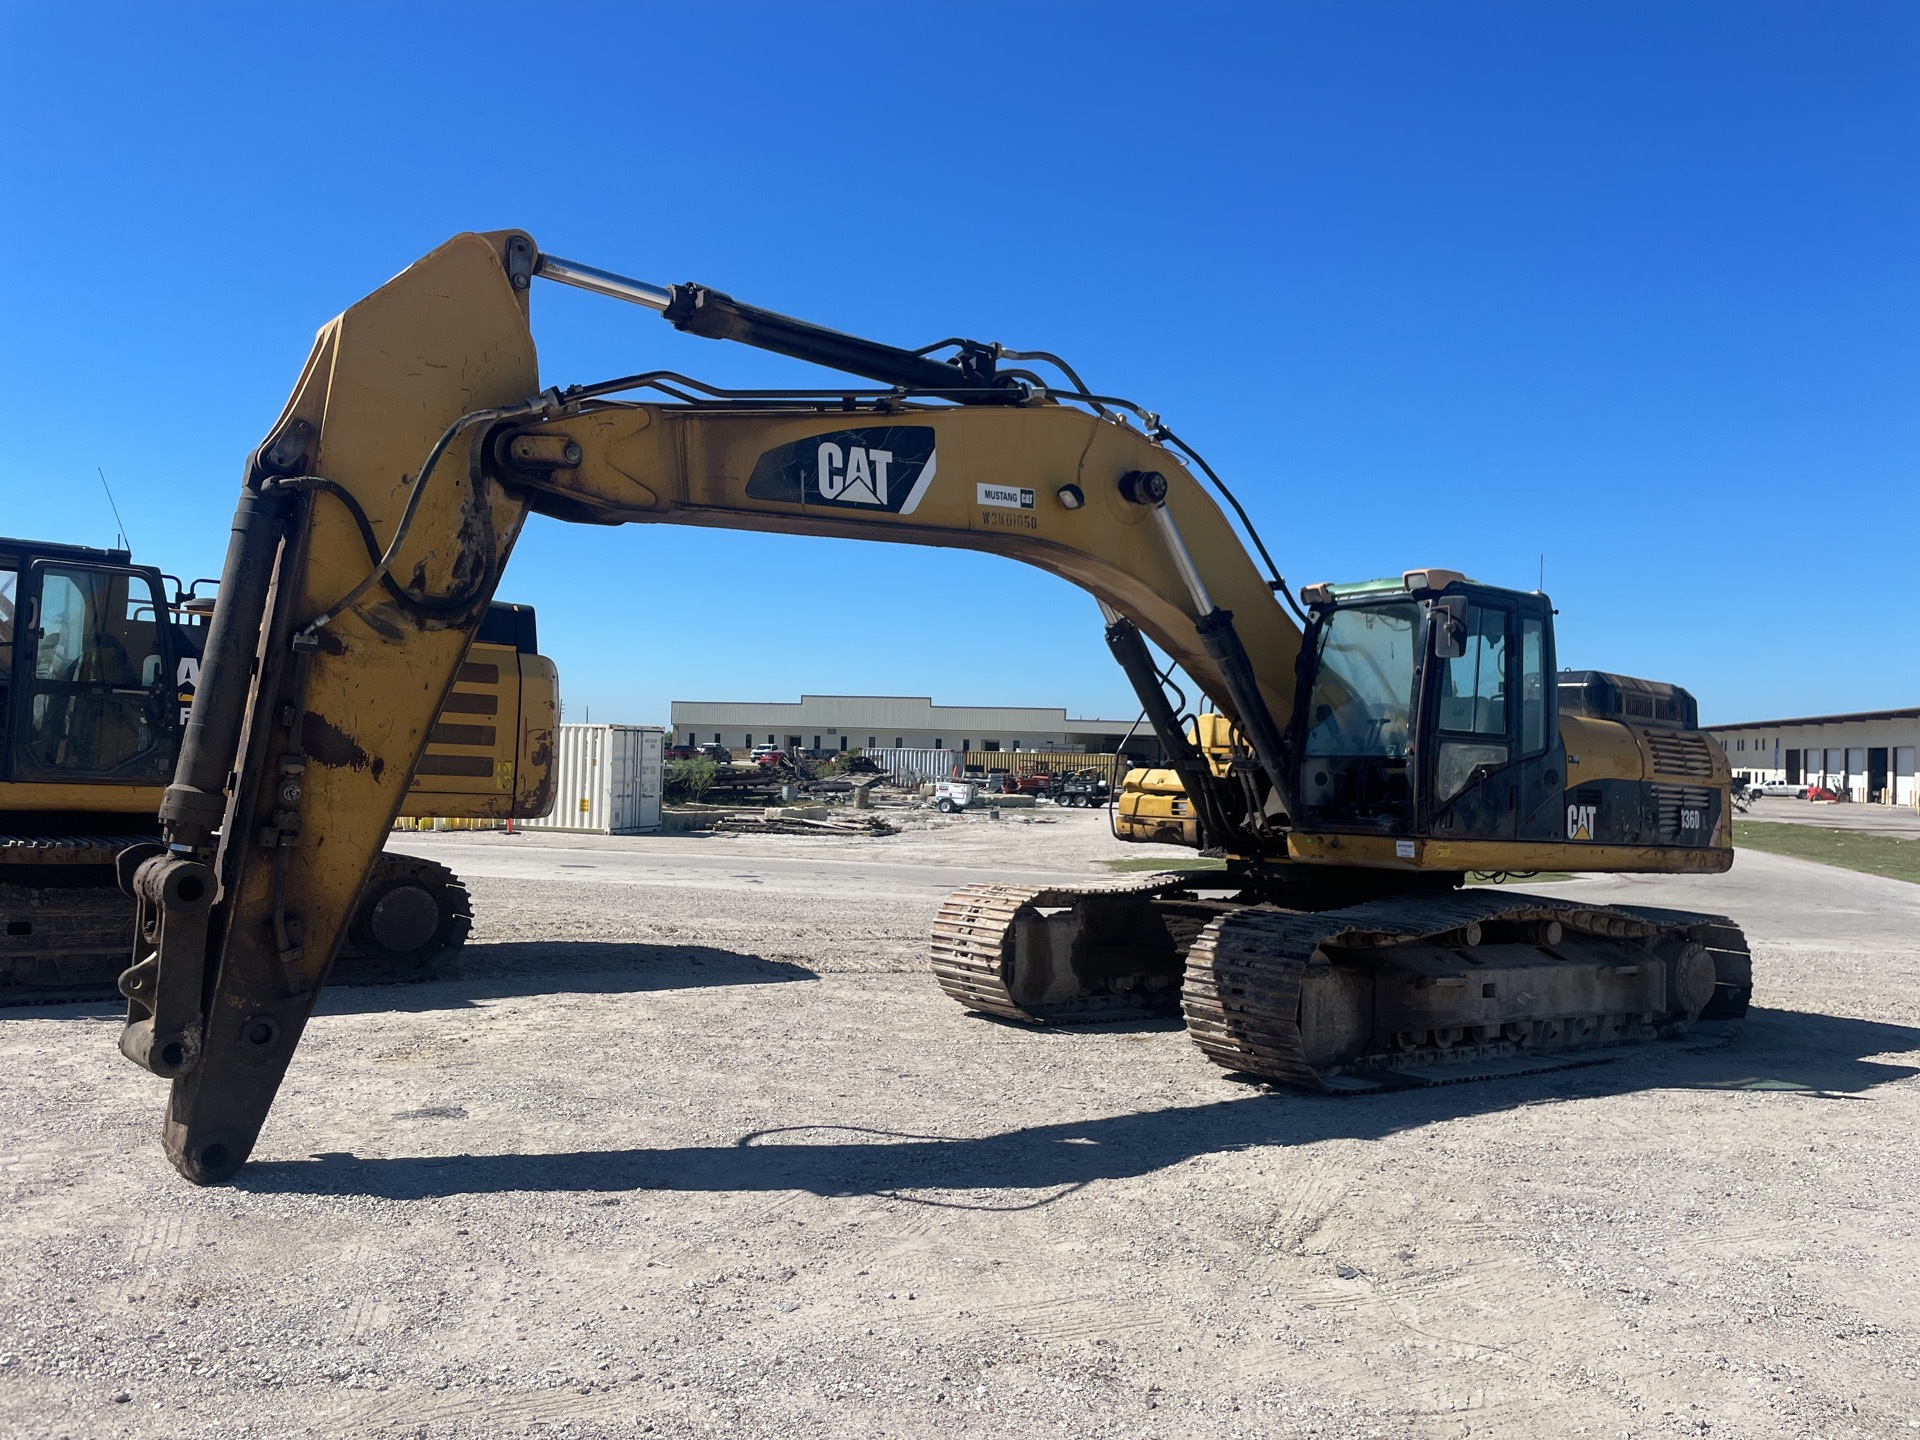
[701,767,785,803]
[711,808,899,838]
[800,772,892,798]
[694,758,895,806]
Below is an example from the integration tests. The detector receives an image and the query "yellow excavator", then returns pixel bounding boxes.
[0,535,557,1000]
[114,231,1747,1183]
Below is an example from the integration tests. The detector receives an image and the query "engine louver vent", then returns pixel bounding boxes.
[1647,733,1715,778]
[1651,784,1715,840]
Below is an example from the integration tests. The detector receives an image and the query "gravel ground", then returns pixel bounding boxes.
[3,809,1917,1440]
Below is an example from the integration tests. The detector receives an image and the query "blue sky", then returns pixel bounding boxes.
[3,3,1913,727]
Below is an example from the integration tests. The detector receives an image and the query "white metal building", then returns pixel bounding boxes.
[1706,707,1918,805]
[668,695,1143,757]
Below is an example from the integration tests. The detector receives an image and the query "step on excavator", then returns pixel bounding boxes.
[0,536,557,1001]
[113,231,1748,1183]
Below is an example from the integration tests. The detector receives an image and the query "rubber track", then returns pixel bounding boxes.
[1,849,474,1004]
[929,875,1192,1022]
[0,833,158,865]
[1182,889,1749,1090]
[340,852,474,984]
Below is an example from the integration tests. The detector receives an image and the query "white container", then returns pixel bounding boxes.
[521,724,663,833]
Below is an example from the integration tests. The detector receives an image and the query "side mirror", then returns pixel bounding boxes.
[1431,595,1467,659]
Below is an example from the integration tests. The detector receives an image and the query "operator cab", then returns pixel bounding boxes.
[0,537,192,788]
[1287,569,1564,844]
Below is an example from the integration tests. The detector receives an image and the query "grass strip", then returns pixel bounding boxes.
[1733,820,1920,885]
[1099,856,1227,875]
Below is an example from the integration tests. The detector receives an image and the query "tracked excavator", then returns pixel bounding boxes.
[0,535,557,1000]
[115,231,1748,1184]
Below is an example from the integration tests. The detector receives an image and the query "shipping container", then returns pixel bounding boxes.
[520,724,664,833]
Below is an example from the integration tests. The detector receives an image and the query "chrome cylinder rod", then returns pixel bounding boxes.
[533,254,672,311]
[1148,503,1216,617]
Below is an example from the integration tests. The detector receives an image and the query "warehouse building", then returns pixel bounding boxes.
[669,695,1150,758]
[1706,707,1918,805]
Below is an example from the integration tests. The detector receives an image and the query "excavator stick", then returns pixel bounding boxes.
[126,233,540,1183]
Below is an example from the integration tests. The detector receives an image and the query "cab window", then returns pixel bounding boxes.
[1296,602,1418,829]
[0,565,16,755]
[23,566,171,778]
[1437,606,1508,735]
[0,567,15,678]
[1520,615,1548,754]
[1303,603,1418,759]
[36,569,165,685]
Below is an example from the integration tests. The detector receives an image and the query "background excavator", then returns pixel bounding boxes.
[117,231,1748,1183]
[0,534,557,1000]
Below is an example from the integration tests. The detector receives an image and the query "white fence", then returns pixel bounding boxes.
[861,748,962,786]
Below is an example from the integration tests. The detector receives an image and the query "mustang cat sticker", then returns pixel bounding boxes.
[1567,799,1597,841]
[745,426,936,514]
[977,483,1035,510]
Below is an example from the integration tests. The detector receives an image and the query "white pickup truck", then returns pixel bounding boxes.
[933,779,976,814]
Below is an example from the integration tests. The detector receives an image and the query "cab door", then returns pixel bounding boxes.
[1420,592,1562,843]
[14,562,178,784]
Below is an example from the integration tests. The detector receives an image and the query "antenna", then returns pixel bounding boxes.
[97,468,131,550]
[1538,553,1545,592]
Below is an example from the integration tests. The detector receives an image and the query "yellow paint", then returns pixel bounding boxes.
[1285,831,1732,874]
[1562,713,1643,785]
[212,231,541,998]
